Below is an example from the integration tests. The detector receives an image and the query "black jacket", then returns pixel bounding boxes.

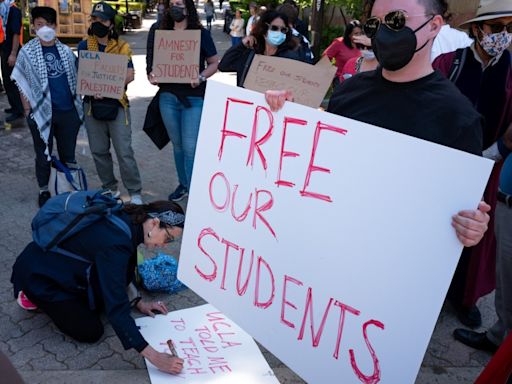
[218,42,304,86]
[11,213,148,352]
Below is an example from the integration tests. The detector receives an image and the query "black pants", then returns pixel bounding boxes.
[1,50,23,115]
[25,290,104,343]
[27,108,81,188]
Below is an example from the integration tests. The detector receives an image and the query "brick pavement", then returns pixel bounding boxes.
[0,7,498,384]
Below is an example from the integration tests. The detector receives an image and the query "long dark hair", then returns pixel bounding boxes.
[251,11,297,54]
[123,201,185,228]
[343,20,361,49]
[160,0,202,30]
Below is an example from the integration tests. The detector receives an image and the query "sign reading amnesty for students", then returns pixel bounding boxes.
[153,30,201,83]
[178,80,494,383]
[77,50,128,99]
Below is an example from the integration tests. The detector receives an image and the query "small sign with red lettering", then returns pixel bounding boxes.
[153,30,201,83]
[136,304,278,383]
[177,81,494,383]
[77,50,128,99]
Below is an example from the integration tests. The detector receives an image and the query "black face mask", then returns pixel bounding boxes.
[372,16,433,71]
[91,21,110,38]
[170,6,186,22]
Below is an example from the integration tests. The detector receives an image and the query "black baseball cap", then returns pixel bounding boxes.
[91,2,117,20]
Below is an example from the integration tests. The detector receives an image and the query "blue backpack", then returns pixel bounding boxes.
[32,190,131,309]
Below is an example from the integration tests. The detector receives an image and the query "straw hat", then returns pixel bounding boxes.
[460,0,512,27]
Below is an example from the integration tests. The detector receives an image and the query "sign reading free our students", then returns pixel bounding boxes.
[77,50,128,99]
[178,80,493,383]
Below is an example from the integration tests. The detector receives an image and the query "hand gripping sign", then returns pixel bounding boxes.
[178,80,493,384]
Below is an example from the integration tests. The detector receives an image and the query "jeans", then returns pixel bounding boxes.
[159,92,204,190]
[231,36,242,46]
[28,108,81,188]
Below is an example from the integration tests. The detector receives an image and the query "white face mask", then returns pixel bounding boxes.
[361,49,375,60]
[36,25,56,42]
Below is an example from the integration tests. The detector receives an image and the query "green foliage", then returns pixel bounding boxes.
[320,24,343,52]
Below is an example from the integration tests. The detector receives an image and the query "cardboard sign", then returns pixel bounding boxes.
[153,30,201,83]
[177,81,494,383]
[77,50,128,99]
[136,304,279,383]
[243,55,336,108]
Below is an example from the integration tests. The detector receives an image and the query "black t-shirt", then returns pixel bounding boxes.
[327,68,483,156]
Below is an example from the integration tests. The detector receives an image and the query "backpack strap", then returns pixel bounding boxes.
[448,48,467,84]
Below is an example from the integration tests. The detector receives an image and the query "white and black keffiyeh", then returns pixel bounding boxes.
[11,38,84,159]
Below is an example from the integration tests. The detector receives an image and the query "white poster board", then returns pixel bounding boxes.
[178,80,494,384]
[136,304,278,383]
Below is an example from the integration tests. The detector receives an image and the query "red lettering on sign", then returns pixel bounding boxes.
[276,117,307,187]
[332,301,361,360]
[349,320,385,384]
[300,121,348,202]
[220,239,238,290]
[218,98,253,160]
[246,106,274,170]
[231,184,253,222]
[195,228,219,282]
[236,248,255,296]
[281,275,304,329]
[254,256,275,309]
[298,288,333,347]
[209,172,230,212]
[253,189,276,238]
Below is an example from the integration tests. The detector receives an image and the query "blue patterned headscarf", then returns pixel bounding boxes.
[148,211,185,226]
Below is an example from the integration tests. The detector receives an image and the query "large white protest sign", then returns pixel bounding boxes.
[135,304,278,383]
[178,80,493,383]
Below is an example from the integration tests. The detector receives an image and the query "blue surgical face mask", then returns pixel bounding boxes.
[266,30,286,46]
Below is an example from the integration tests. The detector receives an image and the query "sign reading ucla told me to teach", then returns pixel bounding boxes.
[178,81,494,383]
[77,50,128,99]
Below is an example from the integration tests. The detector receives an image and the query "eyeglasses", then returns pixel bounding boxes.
[267,23,288,34]
[163,227,175,244]
[363,10,431,38]
[483,22,512,34]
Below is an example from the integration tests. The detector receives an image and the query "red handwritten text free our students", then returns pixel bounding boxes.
[193,96,386,383]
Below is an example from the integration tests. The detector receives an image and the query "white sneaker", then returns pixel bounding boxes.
[130,195,143,205]
[105,189,121,198]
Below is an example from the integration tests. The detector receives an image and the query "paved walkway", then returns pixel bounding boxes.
[0,7,498,384]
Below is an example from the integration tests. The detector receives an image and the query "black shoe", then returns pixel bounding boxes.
[453,329,498,352]
[454,304,482,328]
[4,107,13,113]
[38,191,51,208]
[5,112,23,122]
[168,184,188,202]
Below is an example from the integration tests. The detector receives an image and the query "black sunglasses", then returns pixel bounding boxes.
[163,227,175,244]
[483,22,512,34]
[363,10,430,38]
[266,23,289,34]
